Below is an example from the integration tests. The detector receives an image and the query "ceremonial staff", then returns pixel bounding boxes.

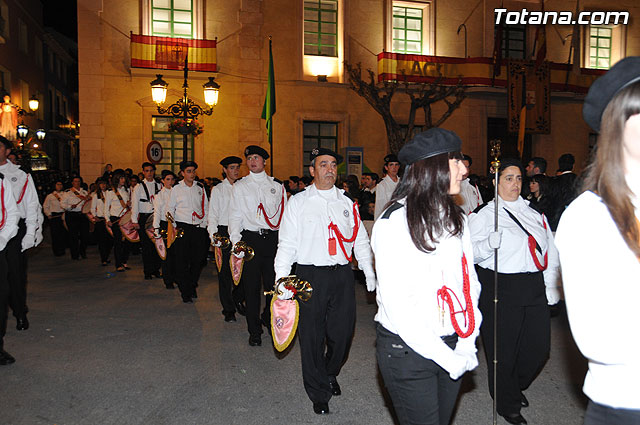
[489,139,501,425]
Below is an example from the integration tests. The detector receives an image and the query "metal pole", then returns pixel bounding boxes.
[489,139,501,425]
[183,56,189,162]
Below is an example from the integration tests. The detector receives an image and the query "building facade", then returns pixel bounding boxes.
[77,0,640,183]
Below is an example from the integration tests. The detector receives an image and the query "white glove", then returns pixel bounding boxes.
[364,270,377,292]
[21,234,36,252]
[488,230,502,249]
[546,286,561,305]
[34,231,43,247]
[153,228,161,239]
[274,280,294,300]
[232,248,245,259]
[211,236,222,247]
[448,353,470,380]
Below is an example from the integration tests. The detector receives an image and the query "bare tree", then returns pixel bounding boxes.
[345,62,467,154]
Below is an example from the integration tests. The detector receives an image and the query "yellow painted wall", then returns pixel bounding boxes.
[78,0,639,183]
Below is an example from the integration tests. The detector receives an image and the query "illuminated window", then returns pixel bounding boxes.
[304,0,338,57]
[392,6,422,54]
[303,121,337,175]
[152,0,193,39]
[152,116,194,172]
[589,26,611,69]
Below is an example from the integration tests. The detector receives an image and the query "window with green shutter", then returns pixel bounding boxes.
[152,116,194,173]
[152,0,193,39]
[392,6,423,54]
[589,26,612,70]
[303,0,338,57]
[303,121,338,176]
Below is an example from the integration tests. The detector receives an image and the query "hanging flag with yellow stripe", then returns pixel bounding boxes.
[130,33,217,72]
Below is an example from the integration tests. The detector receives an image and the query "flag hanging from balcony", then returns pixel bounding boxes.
[261,38,276,145]
[130,34,217,72]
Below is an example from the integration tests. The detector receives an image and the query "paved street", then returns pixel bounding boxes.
[1,238,588,425]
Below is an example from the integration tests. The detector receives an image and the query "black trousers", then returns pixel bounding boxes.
[295,264,356,404]
[377,324,461,425]
[240,230,278,336]
[6,219,27,319]
[49,213,67,256]
[0,249,9,350]
[476,267,550,416]
[584,400,640,425]
[94,220,112,263]
[66,212,89,259]
[138,212,161,276]
[216,226,244,314]
[110,216,130,268]
[173,222,209,299]
[159,221,176,287]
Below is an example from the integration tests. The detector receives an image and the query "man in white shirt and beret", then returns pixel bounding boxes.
[274,147,376,415]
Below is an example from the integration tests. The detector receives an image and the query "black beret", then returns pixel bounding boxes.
[244,145,269,160]
[179,160,198,170]
[161,170,176,179]
[398,128,462,165]
[0,136,13,150]
[583,56,640,132]
[220,156,243,167]
[310,147,343,164]
[384,154,399,164]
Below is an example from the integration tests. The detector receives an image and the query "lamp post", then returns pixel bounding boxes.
[17,124,29,148]
[33,128,46,149]
[150,57,220,162]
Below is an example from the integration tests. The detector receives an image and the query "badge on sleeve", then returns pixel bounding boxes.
[343,209,349,217]
[271,188,276,194]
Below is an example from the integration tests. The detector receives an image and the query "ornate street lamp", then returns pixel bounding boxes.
[36,128,46,141]
[17,124,29,148]
[16,95,39,117]
[150,57,220,161]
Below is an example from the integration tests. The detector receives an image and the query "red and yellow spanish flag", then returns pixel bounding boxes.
[130,33,217,72]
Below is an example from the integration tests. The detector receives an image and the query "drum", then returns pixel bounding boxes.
[119,209,140,242]
[145,214,166,260]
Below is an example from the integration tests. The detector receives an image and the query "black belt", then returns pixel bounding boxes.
[176,221,205,229]
[67,211,82,215]
[314,264,349,271]
[247,229,277,236]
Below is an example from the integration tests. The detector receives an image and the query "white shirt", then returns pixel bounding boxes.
[131,179,162,222]
[43,191,64,216]
[207,178,235,236]
[167,180,208,227]
[152,186,171,229]
[0,161,43,238]
[61,188,89,212]
[372,199,482,376]
[0,177,19,250]
[104,187,130,218]
[468,196,560,295]
[90,192,107,218]
[274,184,374,281]
[228,171,286,244]
[555,190,640,409]
[458,179,483,215]
[374,175,399,221]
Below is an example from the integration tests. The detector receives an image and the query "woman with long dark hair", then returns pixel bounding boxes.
[104,171,131,272]
[526,174,554,219]
[556,57,640,424]
[372,128,482,425]
[469,159,561,425]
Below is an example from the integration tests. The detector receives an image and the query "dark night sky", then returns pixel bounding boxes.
[43,0,78,41]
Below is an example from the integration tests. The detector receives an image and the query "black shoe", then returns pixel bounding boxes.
[152,271,162,279]
[0,349,15,365]
[313,402,329,415]
[501,413,527,425]
[248,334,261,346]
[192,289,198,299]
[165,283,175,289]
[182,296,193,303]
[16,316,29,331]
[329,379,341,396]
[224,312,237,322]
[235,301,246,316]
[520,392,529,408]
[123,265,131,270]
[144,275,153,280]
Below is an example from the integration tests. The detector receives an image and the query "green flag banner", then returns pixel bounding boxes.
[261,38,276,145]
